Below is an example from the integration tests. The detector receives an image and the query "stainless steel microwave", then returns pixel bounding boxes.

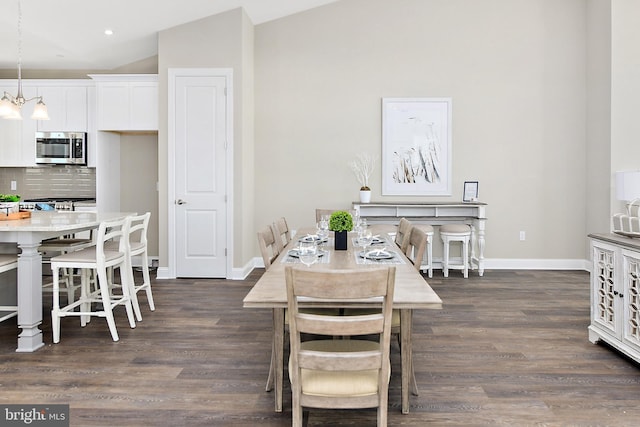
[35,131,87,165]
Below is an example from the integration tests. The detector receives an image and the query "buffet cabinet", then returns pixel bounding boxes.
[589,233,640,362]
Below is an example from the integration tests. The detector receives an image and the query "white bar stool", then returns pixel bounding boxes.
[414,224,434,278]
[440,224,471,278]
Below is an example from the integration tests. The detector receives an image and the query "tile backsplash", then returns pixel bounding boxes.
[0,166,96,199]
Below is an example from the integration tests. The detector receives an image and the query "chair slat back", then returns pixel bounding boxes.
[273,217,291,252]
[127,212,150,248]
[96,217,128,268]
[285,266,395,373]
[404,226,428,271]
[394,217,411,252]
[257,225,280,270]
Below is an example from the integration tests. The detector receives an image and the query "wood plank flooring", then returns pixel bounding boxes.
[1,269,640,426]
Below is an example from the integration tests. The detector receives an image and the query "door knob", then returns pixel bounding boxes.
[176,199,186,205]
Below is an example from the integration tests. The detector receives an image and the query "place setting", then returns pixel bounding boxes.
[353,226,404,265]
[283,240,330,265]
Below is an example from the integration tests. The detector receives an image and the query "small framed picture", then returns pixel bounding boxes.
[463,181,479,202]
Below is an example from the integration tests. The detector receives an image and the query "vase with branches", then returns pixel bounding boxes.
[349,153,376,203]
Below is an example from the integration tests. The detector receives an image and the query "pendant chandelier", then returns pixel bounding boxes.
[0,0,49,120]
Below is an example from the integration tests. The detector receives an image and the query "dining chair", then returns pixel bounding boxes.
[273,217,292,252]
[286,266,396,427]
[394,218,412,253]
[257,225,280,270]
[50,216,137,343]
[0,255,18,323]
[105,212,154,322]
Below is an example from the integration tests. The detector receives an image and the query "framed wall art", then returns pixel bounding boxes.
[381,98,452,196]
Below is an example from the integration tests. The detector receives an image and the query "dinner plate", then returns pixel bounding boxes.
[358,250,394,261]
[355,237,385,246]
[288,249,326,258]
[298,235,328,244]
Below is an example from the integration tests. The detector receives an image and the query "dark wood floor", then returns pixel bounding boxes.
[1,269,640,426]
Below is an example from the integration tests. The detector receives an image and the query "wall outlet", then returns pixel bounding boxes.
[519,231,526,241]
[10,181,17,191]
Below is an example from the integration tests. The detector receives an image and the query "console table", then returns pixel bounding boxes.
[588,233,640,362]
[353,202,487,276]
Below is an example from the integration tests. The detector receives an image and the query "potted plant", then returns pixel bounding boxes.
[0,194,20,216]
[329,210,353,250]
[349,153,376,203]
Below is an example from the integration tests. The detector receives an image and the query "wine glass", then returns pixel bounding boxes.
[298,240,317,267]
[317,219,329,241]
[358,228,373,257]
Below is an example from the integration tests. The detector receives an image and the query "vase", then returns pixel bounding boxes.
[334,230,348,250]
[359,190,371,203]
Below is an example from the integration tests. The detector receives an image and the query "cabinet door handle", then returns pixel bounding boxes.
[175,199,186,205]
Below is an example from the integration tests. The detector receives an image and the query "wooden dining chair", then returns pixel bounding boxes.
[0,255,18,323]
[273,217,292,252]
[257,225,280,270]
[394,217,412,253]
[286,266,396,427]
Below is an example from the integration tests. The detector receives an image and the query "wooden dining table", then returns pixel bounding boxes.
[243,229,443,414]
[0,211,134,352]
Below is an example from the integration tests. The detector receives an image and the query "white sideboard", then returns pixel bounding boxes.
[353,202,487,276]
[589,233,640,362]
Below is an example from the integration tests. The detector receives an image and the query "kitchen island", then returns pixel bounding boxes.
[0,211,132,352]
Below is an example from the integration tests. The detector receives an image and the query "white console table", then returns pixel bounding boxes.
[588,233,640,363]
[353,202,487,276]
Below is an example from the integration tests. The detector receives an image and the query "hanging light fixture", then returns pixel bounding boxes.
[0,0,49,120]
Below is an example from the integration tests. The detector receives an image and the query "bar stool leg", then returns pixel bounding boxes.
[443,237,450,278]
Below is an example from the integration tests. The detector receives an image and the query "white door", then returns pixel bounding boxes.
[173,73,228,277]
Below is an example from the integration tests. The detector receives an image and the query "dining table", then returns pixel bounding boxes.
[243,228,443,414]
[0,210,134,352]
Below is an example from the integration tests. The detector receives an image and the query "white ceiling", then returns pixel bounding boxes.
[0,0,338,71]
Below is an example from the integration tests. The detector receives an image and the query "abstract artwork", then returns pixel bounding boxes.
[382,98,452,196]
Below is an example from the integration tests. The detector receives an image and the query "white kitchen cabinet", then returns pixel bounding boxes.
[90,74,158,131]
[36,85,88,132]
[589,233,640,362]
[0,84,37,167]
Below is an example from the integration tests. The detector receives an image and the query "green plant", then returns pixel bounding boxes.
[329,210,353,232]
[0,194,20,202]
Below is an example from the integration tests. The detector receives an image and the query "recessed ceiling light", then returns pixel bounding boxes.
[104,29,113,36]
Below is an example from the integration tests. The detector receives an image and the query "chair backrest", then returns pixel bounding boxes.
[404,226,428,271]
[125,212,151,254]
[273,217,291,252]
[96,217,128,269]
[394,217,412,252]
[285,266,395,414]
[257,225,280,270]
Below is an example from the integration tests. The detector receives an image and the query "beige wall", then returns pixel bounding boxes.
[119,134,159,257]
[255,0,589,262]
[586,0,612,244]
[611,0,640,214]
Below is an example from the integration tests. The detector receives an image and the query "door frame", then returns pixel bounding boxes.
[167,68,234,279]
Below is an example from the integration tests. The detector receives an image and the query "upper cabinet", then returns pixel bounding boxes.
[37,85,89,132]
[90,74,158,132]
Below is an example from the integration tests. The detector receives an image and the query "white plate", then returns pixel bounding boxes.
[358,250,394,260]
[288,249,326,258]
